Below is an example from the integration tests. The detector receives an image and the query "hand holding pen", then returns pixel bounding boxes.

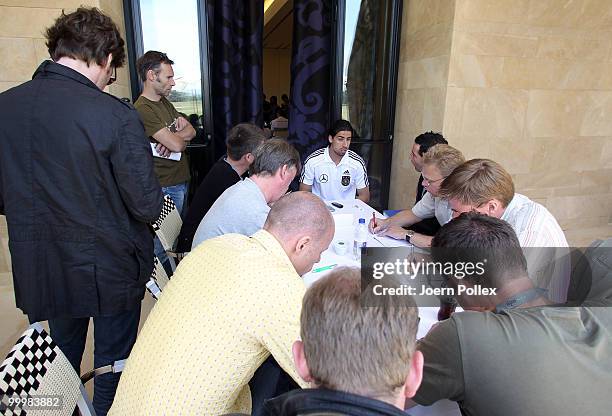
[368,213,389,235]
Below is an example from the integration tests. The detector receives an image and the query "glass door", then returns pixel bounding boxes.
[124,0,214,199]
[332,0,403,210]
[139,0,203,117]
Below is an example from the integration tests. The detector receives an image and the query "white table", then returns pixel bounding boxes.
[304,199,461,416]
[303,199,444,338]
[303,198,407,286]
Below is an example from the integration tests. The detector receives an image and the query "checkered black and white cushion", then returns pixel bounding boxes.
[151,194,182,251]
[0,323,82,416]
[1,326,57,398]
[145,256,171,300]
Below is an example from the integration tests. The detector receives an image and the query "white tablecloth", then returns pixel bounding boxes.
[303,199,407,285]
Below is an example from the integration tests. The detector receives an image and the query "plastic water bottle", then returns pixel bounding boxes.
[354,218,368,260]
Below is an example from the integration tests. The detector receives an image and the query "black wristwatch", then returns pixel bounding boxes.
[405,230,415,244]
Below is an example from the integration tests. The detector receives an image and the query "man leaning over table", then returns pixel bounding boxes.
[370,144,465,248]
[109,192,334,416]
[412,212,612,416]
[299,119,370,203]
[134,51,196,267]
[175,123,266,252]
[439,158,570,303]
[265,267,424,416]
[191,138,300,249]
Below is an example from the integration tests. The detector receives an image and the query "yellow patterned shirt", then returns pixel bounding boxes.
[109,230,308,415]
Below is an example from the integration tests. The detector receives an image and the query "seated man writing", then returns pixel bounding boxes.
[299,119,370,203]
[439,158,570,302]
[265,267,424,416]
[191,138,300,249]
[370,144,465,247]
[109,192,334,415]
[414,213,612,415]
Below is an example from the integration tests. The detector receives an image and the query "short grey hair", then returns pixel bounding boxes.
[249,138,301,176]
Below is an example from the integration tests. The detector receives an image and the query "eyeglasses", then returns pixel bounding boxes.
[450,201,487,218]
[422,175,447,186]
[107,67,117,86]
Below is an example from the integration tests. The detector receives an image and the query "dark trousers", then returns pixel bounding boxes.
[249,356,300,416]
[45,307,141,416]
[407,217,441,236]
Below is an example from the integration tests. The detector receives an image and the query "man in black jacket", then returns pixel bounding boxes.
[265,268,423,416]
[175,123,265,252]
[408,131,448,235]
[0,8,162,415]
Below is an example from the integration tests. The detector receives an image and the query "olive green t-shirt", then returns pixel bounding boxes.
[415,306,612,415]
[134,96,190,187]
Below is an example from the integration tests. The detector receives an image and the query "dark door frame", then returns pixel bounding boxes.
[123,0,402,208]
[329,0,403,210]
[123,0,215,155]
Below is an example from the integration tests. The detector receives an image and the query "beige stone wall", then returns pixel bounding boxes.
[0,0,130,274]
[0,0,130,97]
[390,0,455,209]
[393,0,612,233]
[100,0,132,99]
[446,0,612,231]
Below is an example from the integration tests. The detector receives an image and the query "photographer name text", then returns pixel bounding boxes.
[371,284,496,296]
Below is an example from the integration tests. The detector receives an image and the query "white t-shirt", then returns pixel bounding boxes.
[411,192,452,226]
[300,147,368,201]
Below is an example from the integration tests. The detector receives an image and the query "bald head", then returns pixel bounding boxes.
[265,192,333,241]
[264,192,335,276]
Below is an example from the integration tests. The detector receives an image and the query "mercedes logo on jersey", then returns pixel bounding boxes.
[341,169,351,186]
[319,173,329,183]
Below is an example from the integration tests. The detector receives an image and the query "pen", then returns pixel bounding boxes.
[372,212,377,228]
[312,264,337,273]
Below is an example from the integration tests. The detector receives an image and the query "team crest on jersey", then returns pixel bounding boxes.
[341,169,351,186]
[319,173,329,183]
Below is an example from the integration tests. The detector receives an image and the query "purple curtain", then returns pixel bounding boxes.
[208,0,264,159]
[288,0,333,158]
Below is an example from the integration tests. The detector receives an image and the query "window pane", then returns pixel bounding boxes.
[342,0,360,122]
[140,0,202,117]
[343,0,380,141]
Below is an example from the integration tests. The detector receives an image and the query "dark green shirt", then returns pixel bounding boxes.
[415,306,612,415]
[134,96,190,187]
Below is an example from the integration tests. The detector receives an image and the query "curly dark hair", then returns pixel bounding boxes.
[45,7,126,68]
